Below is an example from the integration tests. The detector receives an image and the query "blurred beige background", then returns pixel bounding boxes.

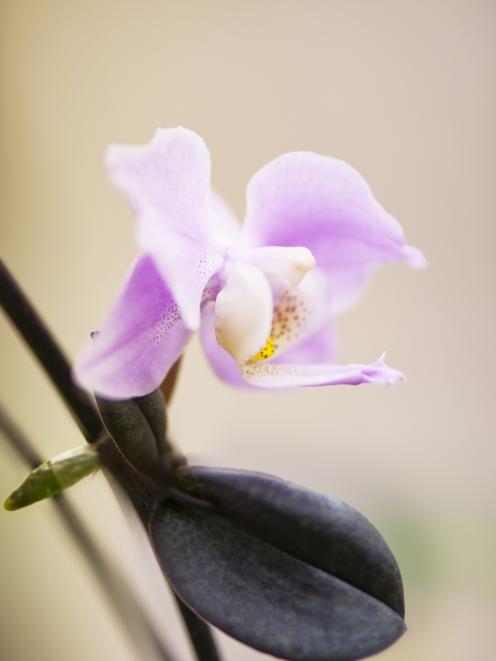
[1,1,495,659]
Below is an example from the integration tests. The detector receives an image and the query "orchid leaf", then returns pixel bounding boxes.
[150,468,406,661]
[174,466,404,617]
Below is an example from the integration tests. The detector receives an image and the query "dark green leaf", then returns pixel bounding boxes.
[150,468,406,661]
[174,467,404,617]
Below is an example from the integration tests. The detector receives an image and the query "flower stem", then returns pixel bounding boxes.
[0,402,176,661]
[0,259,102,443]
[175,595,221,661]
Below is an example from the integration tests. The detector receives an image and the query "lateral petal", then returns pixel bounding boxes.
[74,254,191,399]
[244,152,426,313]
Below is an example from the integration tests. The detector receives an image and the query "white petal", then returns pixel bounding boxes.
[215,262,273,362]
[231,246,315,291]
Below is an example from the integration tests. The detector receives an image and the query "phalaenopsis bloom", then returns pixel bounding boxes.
[75,128,425,398]
[1,126,427,661]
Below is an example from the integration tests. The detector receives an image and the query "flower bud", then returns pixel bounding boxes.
[4,445,99,510]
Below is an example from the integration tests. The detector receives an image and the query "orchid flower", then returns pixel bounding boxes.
[74,128,425,399]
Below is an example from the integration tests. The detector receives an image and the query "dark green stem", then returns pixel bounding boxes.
[175,595,221,661]
[0,259,102,443]
[0,402,176,661]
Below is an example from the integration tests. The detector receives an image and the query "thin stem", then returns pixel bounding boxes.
[0,403,176,661]
[175,596,221,661]
[0,259,102,443]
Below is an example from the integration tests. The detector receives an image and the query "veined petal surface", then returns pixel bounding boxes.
[74,254,191,399]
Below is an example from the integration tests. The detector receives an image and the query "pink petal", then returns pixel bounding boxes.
[74,254,191,399]
[243,152,426,313]
[106,128,224,329]
[275,322,336,364]
[265,268,331,359]
[242,354,405,389]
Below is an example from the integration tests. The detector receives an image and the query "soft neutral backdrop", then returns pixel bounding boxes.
[1,1,494,660]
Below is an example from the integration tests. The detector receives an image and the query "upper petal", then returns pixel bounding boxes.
[106,128,223,329]
[74,254,191,399]
[210,191,242,247]
[243,152,426,313]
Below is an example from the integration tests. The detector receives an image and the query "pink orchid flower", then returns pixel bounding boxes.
[75,128,425,399]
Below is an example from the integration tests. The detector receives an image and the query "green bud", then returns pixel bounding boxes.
[4,445,100,511]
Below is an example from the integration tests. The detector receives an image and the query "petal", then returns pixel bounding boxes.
[200,302,253,389]
[106,127,223,329]
[275,322,336,364]
[74,254,191,399]
[200,270,334,389]
[214,262,273,363]
[266,268,331,359]
[242,354,405,389]
[243,152,426,313]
